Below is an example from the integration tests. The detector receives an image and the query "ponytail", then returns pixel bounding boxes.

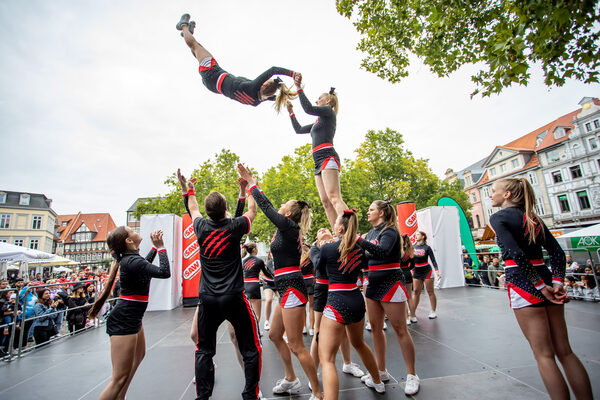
[89,260,119,319]
[338,209,359,263]
[289,200,312,235]
[327,88,339,114]
[273,81,298,113]
[402,234,414,258]
[499,177,544,244]
[242,242,257,258]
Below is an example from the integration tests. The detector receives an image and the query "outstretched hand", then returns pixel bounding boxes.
[237,163,257,186]
[294,72,302,88]
[150,230,164,248]
[177,168,187,191]
[238,177,248,194]
[286,101,294,113]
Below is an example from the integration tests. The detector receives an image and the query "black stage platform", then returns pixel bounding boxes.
[1,287,598,399]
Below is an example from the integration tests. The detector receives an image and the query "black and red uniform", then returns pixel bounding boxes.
[198,57,295,107]
[413,243,438,280]
[400,253,415,285]
[249,184,307,309]
[490,206,565,309]
[301,256,315,296]
[106,247,170,336]
[243,255,269,300]
[289,89,340,175]
[262,258,276,291]
[358,224,408,303]
[316,240,367,324]
[310,245,329,313]
[192,210,261,400]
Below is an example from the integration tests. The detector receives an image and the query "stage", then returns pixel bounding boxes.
[1,287,598,399]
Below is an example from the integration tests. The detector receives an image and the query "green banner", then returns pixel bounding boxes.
[570,235,600,251]
[437,196,477,268]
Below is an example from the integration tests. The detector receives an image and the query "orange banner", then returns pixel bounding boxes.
[397,201,418,244]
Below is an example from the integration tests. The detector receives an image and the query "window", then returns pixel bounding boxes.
[547,149,560,163]
[0,239,7,243]
[595,119,600,129]
[32,215,42,230]
[471,194,477,203]
[527,172,538,185]
[0,214,10,229]
[535,197,546,215]
[585,123,592,132]
[464,175,472,186]
[577,191,591,210]
[19,194,30,206]
[487,208,493,216]
[570,165,582,179]
[29,239,39,250]
[14,239,24,246]
[590,137,598,151]
[482,187,490,198]
[0,192,5,204]
[476,215,481,228]
[552,171,563,183]
[62,221,68,226]
[511,159,519,168]
[572,143,581,156]
[554,128,566,139]
[489,167,496,177]
[558,195,570,213]
[500,163,507,172]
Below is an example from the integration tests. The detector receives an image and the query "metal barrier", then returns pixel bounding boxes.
[462,248,600,302]
[0,278,115,362]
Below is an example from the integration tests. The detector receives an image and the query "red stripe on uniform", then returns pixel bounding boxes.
[369,263,401,271]
[415,262,429,267]
[316,278,329,285]
[329,283,357,290]
[244,278,260,282]
[216,73,228,94]
[274,266,301,276]
[504,259,545,266]
[198,58,216,71]
[312,142,334,153]
[119,294,149,302]
[242,294,262,398]
[238,91,255,103]
[303,274,314,279]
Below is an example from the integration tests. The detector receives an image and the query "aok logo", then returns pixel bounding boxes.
[577,236,599,247]
[183,241,199,259]
[183,260,201,280]
[183,223,195,239]
[405,211,417,228]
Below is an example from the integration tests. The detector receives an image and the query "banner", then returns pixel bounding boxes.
[182,214,201,306]
[397,201,418,243]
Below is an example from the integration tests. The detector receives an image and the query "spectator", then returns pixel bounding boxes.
[1,290,14,354]
[84,283,96,304]
[497,270,506,290]
[463,253,473,268]
[0,280,8,291]
[464,265,481,285]
[564,277,582,299]
[66,283,90,334]
[488,257,502,288]
[57,272,69,284]
[18,282,38,346]
[579,267,598,301]
[32,289,59,346]
[478,255,491,286]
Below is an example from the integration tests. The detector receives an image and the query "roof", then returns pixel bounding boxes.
[454,157,487,186]
[477,153,540,186]
[56,212,117,243]
[0,190,57,216]
[127,197,157,213]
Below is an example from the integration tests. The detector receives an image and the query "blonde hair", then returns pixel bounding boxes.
[325,92,339,114]
[338,211,359,263]
[300,243,311,266]
[288,200,312,234]
[499,177,544,244]
[274,83,298,112]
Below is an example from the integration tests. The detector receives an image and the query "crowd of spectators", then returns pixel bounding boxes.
[462,252,600,301]
[0,267,114,357]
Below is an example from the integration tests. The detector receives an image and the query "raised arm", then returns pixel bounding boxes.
[178,169,202,221]
[145,246,157,263]
[357,228,399,260]
[136,231,171,279]
[248,66,295,94]
[235,178,248,218]
[287,101,313,134]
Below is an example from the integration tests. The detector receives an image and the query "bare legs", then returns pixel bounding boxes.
[269,305,297,382]
[315,171,347,229]
[249,298,261,326]
[181,25,213,64]
[412,278,436,315]
[514,305,592,400]
[264,288,275,326]
[306,294,314,333]
[405,282,414,320]
[99,329,146,400]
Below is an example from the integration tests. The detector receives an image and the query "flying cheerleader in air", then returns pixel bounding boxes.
[286,73,347,229]
[176,13,298,110]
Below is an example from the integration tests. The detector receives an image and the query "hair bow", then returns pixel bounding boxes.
[298,200,311,209]
[343,208,359,215]
[329,87,336,95]
[274,77,283,84]
[384,199,392,206]
[110,250,122,262]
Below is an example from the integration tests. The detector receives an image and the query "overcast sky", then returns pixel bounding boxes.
[1,0,598,226]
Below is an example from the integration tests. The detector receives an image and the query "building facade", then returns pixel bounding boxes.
[126,197,157,233]
[56,212,117,269]
[0,191,58,253]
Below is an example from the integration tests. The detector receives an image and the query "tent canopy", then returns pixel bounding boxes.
[0,242,55,263]
[558,223,600,239]
[28,256,79,267]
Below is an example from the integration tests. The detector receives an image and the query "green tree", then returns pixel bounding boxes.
[336,0,600,97]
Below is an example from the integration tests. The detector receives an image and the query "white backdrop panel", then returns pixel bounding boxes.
[140,214,182,311]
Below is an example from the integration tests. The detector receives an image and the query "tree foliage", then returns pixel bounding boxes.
[336,0,600,97]
[136,129,470,242]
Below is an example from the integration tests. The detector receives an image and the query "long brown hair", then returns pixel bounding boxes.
[402,234,414,258]
[300,243,311,266]
[499,177,544,243]
[242,242,257,258]
[338,209,359,263]
[373,200,403,257]
[417,230,428,244]
[89,226,128,319]
[288,200,312,234]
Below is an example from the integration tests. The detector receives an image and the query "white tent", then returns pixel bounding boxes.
[0,242,56,263]
[558,223,600,239]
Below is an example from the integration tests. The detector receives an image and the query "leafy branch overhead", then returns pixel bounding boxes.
[135,129,470,242]
[336,0,600,97]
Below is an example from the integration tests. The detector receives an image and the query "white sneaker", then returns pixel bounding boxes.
[309,328,314,336]
[303,326,308,334]
[428,311,437,319]
[406,318,411,325]
[263,320,270,331]
[404,374,420,395]
[272,377,302,394]
[379,370,390,382]
[364,375,385,393]
[308,395,321,400]
[410,316,418,323]
[365,322,372,331]
[342,362,365,377]
[382,321,388,330]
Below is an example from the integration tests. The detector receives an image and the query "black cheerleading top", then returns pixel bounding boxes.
[490,206,565,289]
[290,89,337,153]
[413,243,438,271]
[249,184,302,275]
[316,240,367,289]
[221,66,295,107]
[243,255,268,281]
[119,247,171,301]
[400,253,415,270]
[357,223,402,271]
[310,245,329,285]
[301,256,315,279]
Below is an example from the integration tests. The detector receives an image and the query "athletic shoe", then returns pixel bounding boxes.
[263,320,270,331]
[309,328,314,336]
[175,13,190,30]
[258,390,263,399]
[428,311,437,319]
[410,316,418,323]
[364,375,386,393]
[379,370,390,382]
[365,322,372,331]
[303,326,308,334]
[342,362,365,377]
[308,395,321,400]
[272,377,302,394]
[406,318,411,325]
[181,20,196,37]
[404,374,420,395]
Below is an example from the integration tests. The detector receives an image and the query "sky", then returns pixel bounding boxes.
[1,0,598,227]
